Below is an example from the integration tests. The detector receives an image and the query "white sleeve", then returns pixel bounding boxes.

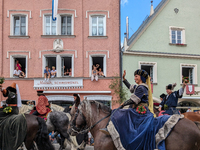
[13,70,16,74]
[178,88,184,96]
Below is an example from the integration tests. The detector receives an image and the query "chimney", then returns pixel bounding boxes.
[126,16,129,39]
[150,1,154,16]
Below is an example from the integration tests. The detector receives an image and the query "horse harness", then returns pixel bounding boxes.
[70,107,110,134]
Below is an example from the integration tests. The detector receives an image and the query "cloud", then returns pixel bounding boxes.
[121,0,128,6]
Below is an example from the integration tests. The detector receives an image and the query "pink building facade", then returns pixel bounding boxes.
[0,0,120,108]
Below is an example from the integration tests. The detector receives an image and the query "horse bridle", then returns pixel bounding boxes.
[70,107,110,134]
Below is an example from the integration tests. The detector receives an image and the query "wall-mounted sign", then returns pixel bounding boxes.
[186,84,195,95]
[34,78,83,90]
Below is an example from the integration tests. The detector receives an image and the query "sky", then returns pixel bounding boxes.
[121,0,162,46]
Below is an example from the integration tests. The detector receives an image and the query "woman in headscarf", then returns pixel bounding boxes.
[100,69,181,150]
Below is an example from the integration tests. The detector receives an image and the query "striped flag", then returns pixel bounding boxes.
[52,0,58,21]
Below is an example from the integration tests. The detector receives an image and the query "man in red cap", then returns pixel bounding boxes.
[32,90,50,116]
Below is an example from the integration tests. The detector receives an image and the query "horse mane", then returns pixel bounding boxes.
[89,100,112,114]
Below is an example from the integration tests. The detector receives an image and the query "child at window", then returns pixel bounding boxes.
[51,66,57,78]
[44,66,51,81]
[91,64,99,81]
[69,68,72,76]
[98,68,105,77]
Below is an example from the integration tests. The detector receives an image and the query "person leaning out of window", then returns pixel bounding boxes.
[13,67,25,78]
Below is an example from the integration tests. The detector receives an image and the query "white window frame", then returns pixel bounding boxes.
[43,14,57,35]
[42,54,74,77]
[138,61,157,83]
[180,63,197,84]
[59,13,74,35]
[43,13,74,35]
[89,54,107,77]
[89,14,106,36]
[10,55,28,78]
[169,26,186,44]
[10,14,28,36]
[60,54,74,77]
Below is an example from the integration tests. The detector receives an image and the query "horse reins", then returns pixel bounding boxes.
[70,108,110,134]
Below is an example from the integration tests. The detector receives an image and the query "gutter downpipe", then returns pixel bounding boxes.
[1,0,3,76]
[119,0,122,83]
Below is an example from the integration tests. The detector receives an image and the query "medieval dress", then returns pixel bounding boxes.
[0,86,27,150]
[159,88,184,115]
[107,79,183,150]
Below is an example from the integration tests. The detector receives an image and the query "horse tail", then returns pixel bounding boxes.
[36,117,54,150]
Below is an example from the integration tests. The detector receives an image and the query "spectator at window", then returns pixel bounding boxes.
[98,68,105,77]
[69,68,72,76]
[51,66,57,78]
[64,68,69,76]
[15,60,22,71]
[44,66,51,81]
[91,64,99,81]
[13,66,25,78]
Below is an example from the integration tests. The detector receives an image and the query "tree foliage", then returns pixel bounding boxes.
[109,76,128,104]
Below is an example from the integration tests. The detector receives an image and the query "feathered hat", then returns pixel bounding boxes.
[166,83,177,90]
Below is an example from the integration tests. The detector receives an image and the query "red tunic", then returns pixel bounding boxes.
[36,95,49,115]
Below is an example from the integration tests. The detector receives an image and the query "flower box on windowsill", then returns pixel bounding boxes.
[8,35,30,39]
[169,43,187,46]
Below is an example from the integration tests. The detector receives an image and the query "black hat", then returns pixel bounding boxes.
[73,93,79,97]
[37,90,43,93]
[134,69,149,83]
[166,83,176,90]
[160,93,166,99]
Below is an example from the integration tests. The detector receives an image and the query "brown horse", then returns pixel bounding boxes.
[1,114,54,150]
[68,100,200,150]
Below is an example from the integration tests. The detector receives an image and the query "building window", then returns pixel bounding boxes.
[141,65,154,83]
[45,56,57,72]
[44,15,56,35]
[169,26,186,44]
[43,55,74,77]
[11,15,28,36]
[61,56,72,77]
[43,14,74,35]
[182,68,193,84]
[90,55,106,77]
[181,64,197,84]
[139,61,157,83]
[10,56,28,78]
[90,15,106,36]
[61,15,72,35]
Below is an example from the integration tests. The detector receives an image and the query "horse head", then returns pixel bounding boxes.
[68,99,111,136]
[68,100,88,136]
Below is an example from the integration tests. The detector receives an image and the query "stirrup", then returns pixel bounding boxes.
[99,128,110,135]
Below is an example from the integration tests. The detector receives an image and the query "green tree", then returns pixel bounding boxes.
[109,76,128,104]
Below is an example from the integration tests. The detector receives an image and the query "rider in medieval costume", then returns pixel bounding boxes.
[159,93,166,111]
[32,90,51,116]
[0,82,27,150]
[158,82,186,115]
[100,69,183,150]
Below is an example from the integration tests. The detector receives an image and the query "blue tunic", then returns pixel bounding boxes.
[161,90,182,115]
